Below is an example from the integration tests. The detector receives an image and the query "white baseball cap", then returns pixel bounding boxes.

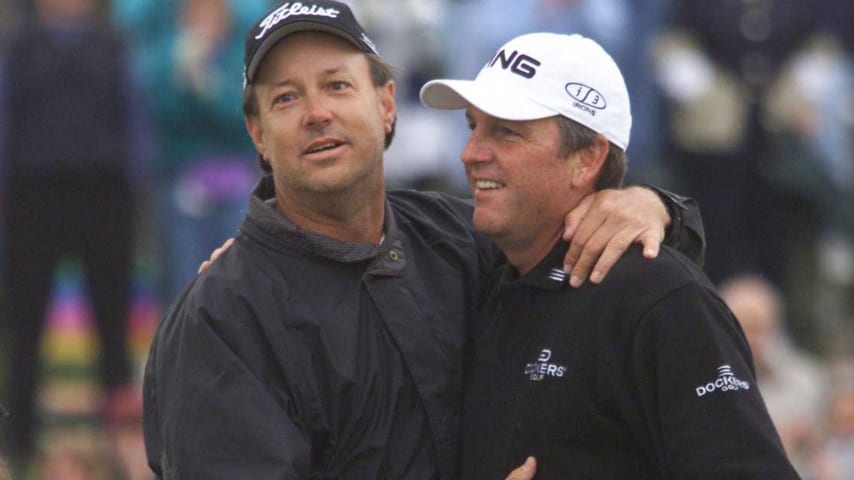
[420,33,631,150]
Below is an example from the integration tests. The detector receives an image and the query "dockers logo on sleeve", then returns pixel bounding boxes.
[255,3,341,40]
[565,83,606,118]
[695,365,750,397]
[488,49,541,79]
[524,348,567,381]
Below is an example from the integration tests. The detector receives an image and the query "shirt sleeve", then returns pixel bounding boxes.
[640,185,706,267]
[143,291,312,480]
[631,282,799,479]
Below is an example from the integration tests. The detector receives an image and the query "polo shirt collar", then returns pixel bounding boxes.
[501,241,570,291]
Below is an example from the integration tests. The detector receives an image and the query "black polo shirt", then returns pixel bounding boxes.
[461,243,799,479]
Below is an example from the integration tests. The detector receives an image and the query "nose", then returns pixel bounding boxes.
[460,130,492,167]
[303,94,332,129]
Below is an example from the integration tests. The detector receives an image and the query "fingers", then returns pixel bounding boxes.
[563,196,606,276]
[197,237,236,274]
[220,237,235,253]
[568,222,659,287]
[563,187,669,287]
[584,226,637,284]
[562,194,594,243]
[566,217,626,287]
[638,229,664,259]
[504,457,537,480]
[198,260,212,274]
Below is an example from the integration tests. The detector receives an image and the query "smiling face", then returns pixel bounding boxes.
[461,107,588,266]
[245,31,395,204]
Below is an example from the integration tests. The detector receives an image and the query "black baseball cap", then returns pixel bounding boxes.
[244,1,379,87]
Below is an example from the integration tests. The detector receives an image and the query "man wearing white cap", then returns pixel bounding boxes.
[422,33,799,478]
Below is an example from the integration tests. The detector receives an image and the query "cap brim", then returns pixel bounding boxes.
[247,21,367,84]
[420,79,557,121]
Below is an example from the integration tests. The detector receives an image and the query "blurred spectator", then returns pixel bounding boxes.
[102,383,151,480]
[34,429,111,480]
[0,0,139,468]
[814,385,854,479]
[114,0,267,303]
[720,274,829,476]
[348,0,465,194]
[654,0,850,348]
[815,0,854,352]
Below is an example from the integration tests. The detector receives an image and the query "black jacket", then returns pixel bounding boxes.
[144,177,705,479]
[144,177,498,479]
[461,243,799,479]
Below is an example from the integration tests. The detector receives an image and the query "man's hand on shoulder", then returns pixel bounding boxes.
[505,457,537,480]
[562,186,670,287]
[198,238,235,274]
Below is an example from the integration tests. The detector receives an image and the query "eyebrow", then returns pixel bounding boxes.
[270,67,347,88]
[321,67,344,76]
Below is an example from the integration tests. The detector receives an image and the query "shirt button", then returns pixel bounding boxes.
[388,250,400,261]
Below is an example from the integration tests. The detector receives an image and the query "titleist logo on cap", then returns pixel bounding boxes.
[256,2,341,40]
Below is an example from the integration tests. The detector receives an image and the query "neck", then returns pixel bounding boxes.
[275,181,386,244]
[500,224,565,276]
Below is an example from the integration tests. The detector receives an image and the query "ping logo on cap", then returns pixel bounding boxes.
[489,49,541,79]
[256,3,341,40]
[565,83,607,110]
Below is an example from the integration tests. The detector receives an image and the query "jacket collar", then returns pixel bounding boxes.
[243,176,406,276]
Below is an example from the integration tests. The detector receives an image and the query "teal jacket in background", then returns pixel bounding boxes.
[113,0,271,175]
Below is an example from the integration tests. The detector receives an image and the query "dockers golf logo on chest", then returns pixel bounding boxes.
[525,349,567,381]
[695,365,750,397]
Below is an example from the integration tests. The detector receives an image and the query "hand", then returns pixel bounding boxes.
[198,238,235,273]
[505,457,537,480]
[562,186,669,287]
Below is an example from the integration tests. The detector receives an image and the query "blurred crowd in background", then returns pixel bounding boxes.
[0,0,853,478]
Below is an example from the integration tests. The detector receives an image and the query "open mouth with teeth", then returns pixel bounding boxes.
[305,141,343,154]
[475,180,505,190]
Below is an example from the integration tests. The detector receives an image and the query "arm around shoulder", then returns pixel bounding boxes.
[641,185,706,267]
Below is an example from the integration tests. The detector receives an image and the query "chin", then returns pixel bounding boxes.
[313,169,381,194]
[472,215,506,239]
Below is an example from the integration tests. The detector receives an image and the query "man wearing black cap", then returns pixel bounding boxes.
[142,2,704,479]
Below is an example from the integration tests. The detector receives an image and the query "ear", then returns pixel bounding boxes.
[245,115,268,161]
[571,134,609,189]
[378,80,396,134]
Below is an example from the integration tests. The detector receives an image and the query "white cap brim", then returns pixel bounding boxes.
[420,79,558,121]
